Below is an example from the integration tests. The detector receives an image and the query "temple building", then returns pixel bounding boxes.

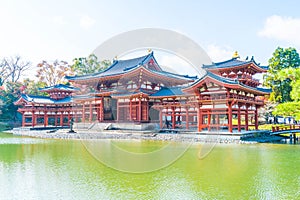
[15,51,270,132]
[15,84,78,127]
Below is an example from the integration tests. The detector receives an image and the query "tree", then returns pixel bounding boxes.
[22,78,47,96]
[273,102,300,120]
[277,67,300,101]
[259,101,278,123]
[36,60,74,86]
[71,54,111,76]
[0,81,23,122]
[264,47,300,102]
[0,56,31,86]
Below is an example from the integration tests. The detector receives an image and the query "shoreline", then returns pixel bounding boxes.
[7,128,256,144]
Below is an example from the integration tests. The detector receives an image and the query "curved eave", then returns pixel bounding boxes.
[139,66,194,85]
[68,65,194,85]
[14,96,27,105]
[66,53,157,82]
[15,94,73,105]
[205,61,267,73]
[183,75,270,96]
[39,88,78,93]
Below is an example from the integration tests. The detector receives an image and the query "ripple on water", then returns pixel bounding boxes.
[0,137,50,145]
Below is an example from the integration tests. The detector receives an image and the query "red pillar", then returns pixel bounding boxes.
[82,104,85,122]
[146,100,149,122]
[68,110,71,126]
[54,113,57,127]
[208,111,211,131]
[100,98,104,121]
[32,112,35,127]
[138,98,141,122]
[60,113,63,126]
[172,107,175,129]
[89,102,92,122]
[159,108,163,128]
[245,105,249,131]
[22,112,25,127]
[197,106,202,132]
[116,100,119,122]
[129,98,132,121]
[238,104,241,132]
[216,114,219,130]
[96,105,100,121]
[228,102,233,133]
[255,106,259,130]
[185,106,189,130]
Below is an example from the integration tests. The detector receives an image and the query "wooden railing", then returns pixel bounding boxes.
[272,125,300,132]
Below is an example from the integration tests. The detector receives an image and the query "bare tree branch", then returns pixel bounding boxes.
[1,56,31,84]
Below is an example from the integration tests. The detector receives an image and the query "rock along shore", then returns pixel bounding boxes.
[8,128,256,144]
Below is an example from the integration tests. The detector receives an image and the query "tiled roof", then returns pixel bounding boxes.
[66,53,154,80]
[187,71,271,94]
[203,57,268,71]
[39,84,79,92]
[19,94,72,104]
[66,52,197,81]
[151,87,185,97]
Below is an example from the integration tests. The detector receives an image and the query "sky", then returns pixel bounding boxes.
[1,0,300,79]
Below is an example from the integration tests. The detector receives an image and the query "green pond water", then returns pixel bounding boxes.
[0,132,300,200]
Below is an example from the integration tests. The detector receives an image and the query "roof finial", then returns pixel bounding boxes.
[232,51,240,59]
[114,55,118,61]
[148,48,152,54]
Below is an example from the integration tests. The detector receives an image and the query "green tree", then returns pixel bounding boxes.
[264,47,300,102]
[277,67,300,101]
[0,81,23,122]
[36,60,74,86]
[71,54,111,75]
[22,79,48,96]
[273,102,300,120]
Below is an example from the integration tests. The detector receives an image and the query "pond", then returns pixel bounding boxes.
[0,132,300,200]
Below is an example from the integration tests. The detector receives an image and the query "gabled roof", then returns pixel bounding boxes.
[66,52,197,82]
[203,57,268,72]
[39,84,79,92]
[150,87,186,97]
[183,71,271,95]
[15,94,72,105]
[66,52,157,80]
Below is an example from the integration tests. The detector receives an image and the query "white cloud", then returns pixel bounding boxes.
[157,53,201,76]
[258,15,300,46]
[79,15,95,29]
[52,16,67,25]
[205,44,233,62]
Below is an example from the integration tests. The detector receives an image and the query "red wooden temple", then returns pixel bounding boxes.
[15,84,78,127]
[15,51,270,132]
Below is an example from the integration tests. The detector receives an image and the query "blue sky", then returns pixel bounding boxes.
[0,0,299,76]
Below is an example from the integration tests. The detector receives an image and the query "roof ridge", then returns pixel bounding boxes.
[203,58,237,67]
